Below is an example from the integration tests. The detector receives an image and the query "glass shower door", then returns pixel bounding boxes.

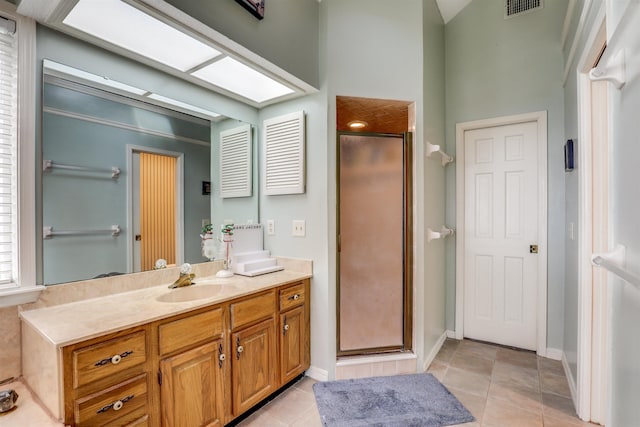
[337,132,410,355]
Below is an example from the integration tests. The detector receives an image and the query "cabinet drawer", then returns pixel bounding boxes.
[72,331,147,389]
[159,308,224,356]
[279,282,306,311]
[74,373,148,426]
[231,291,275,330]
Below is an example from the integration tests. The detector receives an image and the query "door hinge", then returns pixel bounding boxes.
[157,369,162,385]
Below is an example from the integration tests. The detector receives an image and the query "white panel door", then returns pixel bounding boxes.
[463,121,539,350]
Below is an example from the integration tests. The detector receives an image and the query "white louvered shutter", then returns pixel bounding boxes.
[0,16,17,285]
[263,111,305,195]
[220,124,252,198]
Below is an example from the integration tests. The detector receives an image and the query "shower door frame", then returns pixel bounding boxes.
[336,131,413,357]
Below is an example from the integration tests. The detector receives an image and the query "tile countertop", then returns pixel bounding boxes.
[19,270,311,347]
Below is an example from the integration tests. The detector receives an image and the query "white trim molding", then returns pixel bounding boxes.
[563,350,579,410]
[575,9,608,423]
[562,0,597,86]
[423,331,448,372]
[545,348,564,361]
[306,366,328,382]
[455,111,548,357]
[0,1,44,307]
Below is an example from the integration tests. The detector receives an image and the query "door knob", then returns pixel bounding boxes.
[530,245,538,254]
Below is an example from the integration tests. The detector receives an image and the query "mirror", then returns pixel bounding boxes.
[41,60,259,285]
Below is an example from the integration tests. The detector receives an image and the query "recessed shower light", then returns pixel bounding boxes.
[348,120,368,129]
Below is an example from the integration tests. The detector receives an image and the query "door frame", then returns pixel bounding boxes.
[455,111,548,356]
[335,131,413,356]
[126,144,185,272]
[575,7,608,422]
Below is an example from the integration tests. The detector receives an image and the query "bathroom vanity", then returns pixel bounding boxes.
[20,270,310,426]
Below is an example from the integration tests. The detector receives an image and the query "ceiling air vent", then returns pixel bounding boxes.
[505,0,543,19]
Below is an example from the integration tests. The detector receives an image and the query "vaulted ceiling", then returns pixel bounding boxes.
[435,0,473,24]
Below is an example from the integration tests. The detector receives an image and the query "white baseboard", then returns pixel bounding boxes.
[446,330,456,339]
[561,351,579,409]
[422,331,448,372]
[306,365,328,382]
[545,348,563,361]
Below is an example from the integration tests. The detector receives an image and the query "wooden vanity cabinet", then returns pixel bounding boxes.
[62,326,153,427]
[157,308,227,427]
[58,279,310,427]
[229,290,277,416]
[279,281,310,384]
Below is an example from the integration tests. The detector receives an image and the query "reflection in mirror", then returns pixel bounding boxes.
[41,60,257,285]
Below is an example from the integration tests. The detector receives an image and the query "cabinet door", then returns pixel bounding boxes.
[280,306,306,384]
[159,340,227,427]
[231,318,276,415]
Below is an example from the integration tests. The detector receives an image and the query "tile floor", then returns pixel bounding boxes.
[236,339,599,427]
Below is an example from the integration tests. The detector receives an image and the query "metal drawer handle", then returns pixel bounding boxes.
[287,294,300,301]
[218,343,225,368]
[236,337,243,360]
[95,351,133,367]
[96,394,134,414]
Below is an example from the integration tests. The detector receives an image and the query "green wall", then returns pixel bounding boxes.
[444,0,568,351]
[561,0,606,388]
[257,0,446,378]
[164,0,319,88]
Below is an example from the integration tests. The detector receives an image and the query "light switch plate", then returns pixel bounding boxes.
[292,220,305,237]
[267,220,275,235]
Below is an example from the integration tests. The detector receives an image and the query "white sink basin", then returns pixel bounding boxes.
[156,284,237,303]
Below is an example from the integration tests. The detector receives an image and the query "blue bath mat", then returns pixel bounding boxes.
[312,373,474,427]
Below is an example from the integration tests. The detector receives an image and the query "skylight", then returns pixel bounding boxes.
[192,57,295,103]
[63,0,221,72]
[147,93,220,119]
[57,0,303,105]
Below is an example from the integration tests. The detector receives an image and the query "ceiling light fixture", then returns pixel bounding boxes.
[192,57,295,103]
[348,120,368,129]
[13,0,318,106]
[63,0,221,72]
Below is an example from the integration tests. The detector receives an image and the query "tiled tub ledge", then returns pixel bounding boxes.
[335,352,417,380]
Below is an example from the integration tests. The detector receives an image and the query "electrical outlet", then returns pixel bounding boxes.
[202,219,210,227]
[267,220,275,235]
[292,220,305,237]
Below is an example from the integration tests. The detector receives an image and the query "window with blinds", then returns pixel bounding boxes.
[0,16,18,285]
